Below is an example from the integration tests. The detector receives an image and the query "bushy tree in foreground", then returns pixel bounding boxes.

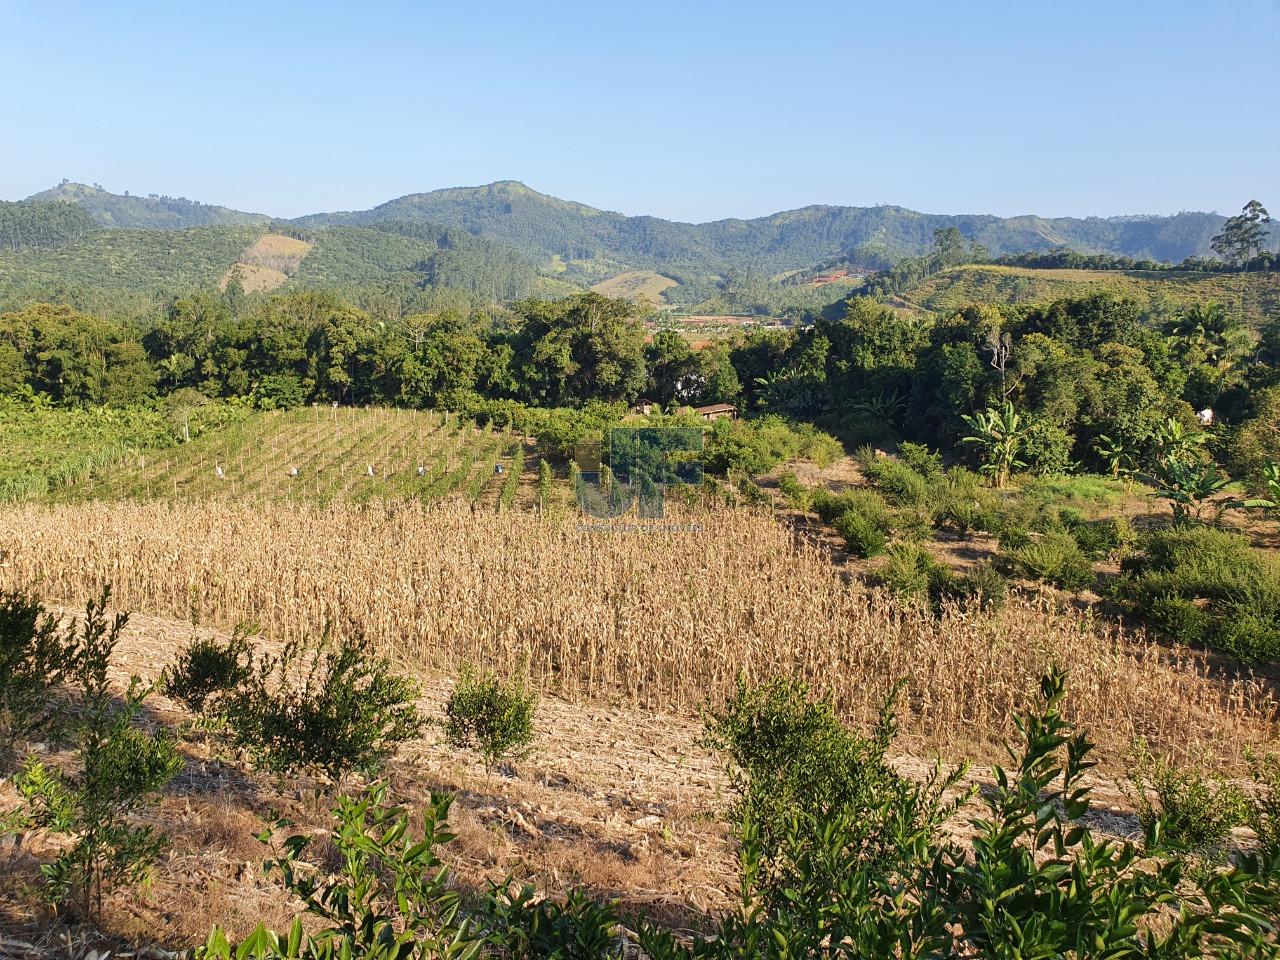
[226,632,423,782]
[0,588,86,766]
[443,663,537,775]
[13,590,182,920]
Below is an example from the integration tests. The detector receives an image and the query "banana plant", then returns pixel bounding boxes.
[960,401,1029,489]
[1093,433,1137,488]
[1243,460,1280,513]
[1145,454,1232,524]
[1152,417,1207,465]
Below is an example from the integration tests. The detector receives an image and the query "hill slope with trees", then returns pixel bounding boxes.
[27,182,271,229]
[291,180,1249,275]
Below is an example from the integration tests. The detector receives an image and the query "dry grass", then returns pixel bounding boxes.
[218,262,289,293]
[590,270,679,303]
[0,499,1275,772]
[219,232,314,293]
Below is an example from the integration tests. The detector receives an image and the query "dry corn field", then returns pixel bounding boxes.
[1,498,1276,770]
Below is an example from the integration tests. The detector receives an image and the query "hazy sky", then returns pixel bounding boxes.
[2,0,1276,222]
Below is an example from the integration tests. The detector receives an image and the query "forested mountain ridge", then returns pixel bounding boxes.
[290,180,1245,274]
[27,180,1261,278]
[27,182,271,229]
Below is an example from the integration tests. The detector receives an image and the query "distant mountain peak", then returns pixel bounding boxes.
[25,181,271,230]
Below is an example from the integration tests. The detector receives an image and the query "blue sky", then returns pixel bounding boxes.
[1,0,1276,222]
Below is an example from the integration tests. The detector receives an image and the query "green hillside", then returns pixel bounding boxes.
[0,200,100,251]
[27,182,271,229]
[292,180,1240,277]
[0,219,555,314]
[883,264,1280,325]
[8,179,1274,315]
[0,224,265,300]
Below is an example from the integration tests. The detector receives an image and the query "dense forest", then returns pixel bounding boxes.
[0,199,100,251]
[2,280,1276,491]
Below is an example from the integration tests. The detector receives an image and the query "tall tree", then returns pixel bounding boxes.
[1210,200,1272,266]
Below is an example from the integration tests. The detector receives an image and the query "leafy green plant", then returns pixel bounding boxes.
[878,543,1007,614]
[1019,420,1074,476]
[482,885,623,960]
[229,632,423,781]
[945,563,1008,611]
[1116,527,1280,661]
[776,471,810,510]
[165,627,254,715]
[1063,515,1132,560]
[1128,743,1247,852]
[701,673,966,915]
[1248,460,1280,514]
[444,663,537,775]
[949,668,1278,958]
[0,588,86,766]
[15,589,182,919]
[195,786,484,960]
[835,508,887,558]
[1146,453,1233,524]
[960,401,1029,489]
[1245,751,1280,857]
[1004,531,1095,591]
[862,456,930,506]
[1093,432,1138,486]
[896,441,944,480]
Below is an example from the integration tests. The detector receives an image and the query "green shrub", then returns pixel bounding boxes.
[1246,751,1280,857]
[1116,527,1280,662]
[166,628,253,715]
[735,476,771,507]
[1004,531,1095,591]
[878,544,944,600]
[1065,515,1132,559]
[987,498,1068,549]
[932,467,998,534]
[835,509,887,558]
[864,457,930,507]
[877,543,997,613]
[1144,594,1213,646]
[811,487,895,535]
[703,416,841,477]
[1019,421,1074,475]
[0,588,86,765]
[897,441,944,480]
[948,563,1008,611]
[1128,745,1247,852]
[229,633,423,780]
[1213,614,1280,663]
[444,663,537,774]
[702,673,963,906]
[14,589,182,919]
[777,471,810,510]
